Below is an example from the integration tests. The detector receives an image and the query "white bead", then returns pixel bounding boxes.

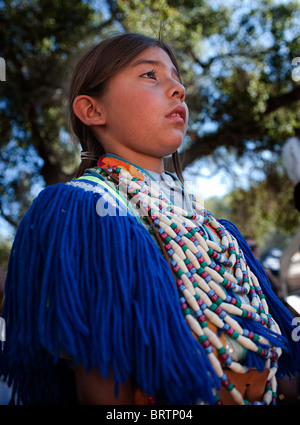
[207,353,224,377]
[185,314,203,336]
[183,289,199,311]
[236,335,258,351]
[224,316,244,334]
[263,390,272,405]
[181,274,196,295]
[230,387,245,405]
[204,309,224,329]
[194,287,212,306]
[267,367,277,380]
[158,221,177,238]
[229,361,248,374]
[169,240,186,259]
[181,235,198,254]
[204,327,223,349]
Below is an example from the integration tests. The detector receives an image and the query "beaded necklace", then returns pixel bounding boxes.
[90,158,282,405]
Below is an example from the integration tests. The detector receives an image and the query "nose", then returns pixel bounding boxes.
[169,80,186,103]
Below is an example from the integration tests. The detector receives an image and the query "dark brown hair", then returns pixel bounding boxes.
[68,32,184,181]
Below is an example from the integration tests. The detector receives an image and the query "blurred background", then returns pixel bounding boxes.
[0,0,300,307]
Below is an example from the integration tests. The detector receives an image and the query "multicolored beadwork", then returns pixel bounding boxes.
[93,161,282,405]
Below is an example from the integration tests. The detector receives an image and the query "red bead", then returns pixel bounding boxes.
[226,327,234,336]
[187,263,194,270]
[197,314,206,323]
[176,279,183,287]
[214,265,221,272]
[178,239,184,247]
[222,379,230,387]
[215,306,222,315]
[219,353,229,362]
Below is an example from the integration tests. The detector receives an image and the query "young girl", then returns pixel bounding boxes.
[1,32,299,406]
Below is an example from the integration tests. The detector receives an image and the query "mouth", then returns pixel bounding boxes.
[166,106,186,124]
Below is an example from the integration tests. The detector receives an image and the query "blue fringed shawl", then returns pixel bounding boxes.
[0,182,220,405]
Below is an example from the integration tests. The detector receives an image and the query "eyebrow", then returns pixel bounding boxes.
[131,59,181,81]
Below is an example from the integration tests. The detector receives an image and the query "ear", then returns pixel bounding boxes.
[72,95,106,126]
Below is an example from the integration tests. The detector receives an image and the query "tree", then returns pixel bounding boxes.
[206,161,300,253]
[0,0,117,228]
[1,0,300,247]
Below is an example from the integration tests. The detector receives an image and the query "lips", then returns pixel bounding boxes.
[166,106,186,123]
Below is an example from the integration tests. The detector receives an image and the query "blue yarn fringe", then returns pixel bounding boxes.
[1,183,220,405]
[219,218,300,378]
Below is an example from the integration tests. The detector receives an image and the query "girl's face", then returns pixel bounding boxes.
[96,46,189,171]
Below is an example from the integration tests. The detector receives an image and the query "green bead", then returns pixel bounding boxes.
[207,248,214,256]
[217,346,226,355]
[170,222,177,230]
[227,382,234,391]
[182,244,188,252]
[241,310,248,318]
[222,277,228,285]
[198,335,207,343]
[183,308,191,316]
[210,303,217,311]
[219,266,225,275]
[184,258,191,265]
[231,331,239,340]
[176,269,184,277]
[216,297,223,306]
[164,236,172,244]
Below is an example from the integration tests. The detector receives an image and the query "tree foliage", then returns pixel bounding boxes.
[1,0,300,254]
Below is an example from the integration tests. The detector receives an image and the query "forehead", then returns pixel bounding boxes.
[128,46,180,80]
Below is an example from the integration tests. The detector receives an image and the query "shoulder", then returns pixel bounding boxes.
[28,178,133,220]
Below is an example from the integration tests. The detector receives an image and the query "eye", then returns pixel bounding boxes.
[141,69,157,80]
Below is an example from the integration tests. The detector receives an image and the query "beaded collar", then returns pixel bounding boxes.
[87,154,282,405]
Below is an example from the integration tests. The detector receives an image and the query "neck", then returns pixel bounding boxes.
[105,150,165,174]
